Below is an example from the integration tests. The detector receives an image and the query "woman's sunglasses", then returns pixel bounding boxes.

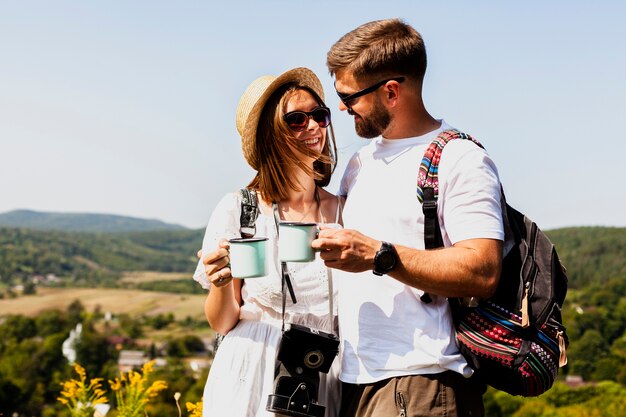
[283,106,331,132]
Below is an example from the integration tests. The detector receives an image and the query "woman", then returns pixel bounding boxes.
[193,67,342,417]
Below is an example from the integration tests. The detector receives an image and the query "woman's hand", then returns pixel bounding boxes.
[200,239,232,288]
[199,238,243,334]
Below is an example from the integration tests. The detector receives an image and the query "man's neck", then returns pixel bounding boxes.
[383,92,441,139]
[383,112,441,139]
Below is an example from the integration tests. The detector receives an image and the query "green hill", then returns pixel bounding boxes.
[546,227,626,289]
[1,225,623,291]
[0,209,187,233]
[0,227,203,286]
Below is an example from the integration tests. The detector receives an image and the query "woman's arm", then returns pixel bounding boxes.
[201,239,242,334]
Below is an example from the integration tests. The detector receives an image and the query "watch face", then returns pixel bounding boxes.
[374,242,397,276]
[377,251,396,270]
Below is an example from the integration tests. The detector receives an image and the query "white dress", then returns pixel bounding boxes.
[193,192,341,417]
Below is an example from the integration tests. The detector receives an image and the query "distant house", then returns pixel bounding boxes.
[117,349,167,373]
[106,335,132,350]
[564,375,588,388]
[118,350,147,373]
[46,273,60,283]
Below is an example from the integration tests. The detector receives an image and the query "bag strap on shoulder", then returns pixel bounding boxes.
[240,188,259,238]
[417,129,484,303]
[215,188,260,351]
[417,129,484,204]
[417,129,484,247]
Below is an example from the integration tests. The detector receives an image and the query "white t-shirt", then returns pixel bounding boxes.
[335,121,504,384]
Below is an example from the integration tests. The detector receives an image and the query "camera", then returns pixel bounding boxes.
[266,323,339,417]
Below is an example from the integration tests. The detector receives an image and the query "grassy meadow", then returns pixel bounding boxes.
[0,285,206,321]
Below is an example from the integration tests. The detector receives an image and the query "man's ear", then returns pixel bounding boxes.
[385,80,401,107]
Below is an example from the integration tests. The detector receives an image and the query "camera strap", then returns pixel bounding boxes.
[326,268,335,335]
[272,195,336,336]
[272,202,298,311]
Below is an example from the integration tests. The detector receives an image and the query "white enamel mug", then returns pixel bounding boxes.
[228,237,269,278]
[278,222,319,262]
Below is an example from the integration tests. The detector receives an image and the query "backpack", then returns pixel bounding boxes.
[417,129,569,397]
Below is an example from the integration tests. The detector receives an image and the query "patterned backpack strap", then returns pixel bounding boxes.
[416,129,483,203]
[239,188,259,238]
[416,129,483,304]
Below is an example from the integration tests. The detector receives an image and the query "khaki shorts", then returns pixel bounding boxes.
[339,371,486,417]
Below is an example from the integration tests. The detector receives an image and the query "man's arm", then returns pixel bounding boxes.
[312,228,502,298]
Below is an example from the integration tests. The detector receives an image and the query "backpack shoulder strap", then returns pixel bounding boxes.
[416,129,483,204]
[417,129,483,248]
[417,129,483,303]
[239,188,259,238]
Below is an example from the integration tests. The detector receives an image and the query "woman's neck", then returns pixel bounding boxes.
[278,170,319,222]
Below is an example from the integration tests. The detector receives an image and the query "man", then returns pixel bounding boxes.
[312,19,504,416]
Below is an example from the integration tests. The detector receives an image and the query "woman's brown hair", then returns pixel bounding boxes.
[247,84,337,203]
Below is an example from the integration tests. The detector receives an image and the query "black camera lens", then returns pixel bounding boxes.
[304,349,324,369]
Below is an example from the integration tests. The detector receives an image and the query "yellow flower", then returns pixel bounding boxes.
[145,380,168,398]
[109,360,168,416]
[141,360,154,375]
[186,400,203,417]
[57,363,108,417]
[109,378,122,391]
[74,363,87,380]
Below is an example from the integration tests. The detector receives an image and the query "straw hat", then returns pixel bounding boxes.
[235,67,325,170]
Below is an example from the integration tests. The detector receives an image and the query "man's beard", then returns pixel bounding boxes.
[353,97,391,139]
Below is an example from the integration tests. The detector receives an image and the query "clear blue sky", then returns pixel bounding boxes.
[1,1,624,229]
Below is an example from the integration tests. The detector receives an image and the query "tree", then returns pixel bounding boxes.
[35,309,70,337]
[568,330,609,381]
[67,299,85,324]
[0,374,22,415]
[1,314,36,341]
[75,328,117,380]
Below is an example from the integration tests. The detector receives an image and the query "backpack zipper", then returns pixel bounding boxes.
[396,392,407,417]
[521,282,530,328]
[557,330,568,367]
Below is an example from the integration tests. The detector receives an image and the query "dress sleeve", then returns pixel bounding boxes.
[193,192,241,289]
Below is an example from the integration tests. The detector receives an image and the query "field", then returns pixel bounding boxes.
[120,271,191,284]
[0,286,207,320]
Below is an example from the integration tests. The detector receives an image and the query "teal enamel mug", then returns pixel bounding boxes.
[278,222,319,262]
[228,237,268,278]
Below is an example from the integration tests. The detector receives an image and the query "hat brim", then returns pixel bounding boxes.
[238,67,325,169]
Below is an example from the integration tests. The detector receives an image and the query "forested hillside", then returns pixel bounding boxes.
[1,225,623,289]
[0,209,187,232]
[0,227,203,286]
[547,227,625,288]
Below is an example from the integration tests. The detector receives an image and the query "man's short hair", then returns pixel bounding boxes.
[327,18,427,83]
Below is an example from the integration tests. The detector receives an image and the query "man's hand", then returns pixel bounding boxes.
[312,227,380,272]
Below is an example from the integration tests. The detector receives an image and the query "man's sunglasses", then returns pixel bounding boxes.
[335,77,405,108]
[283,106,331,132]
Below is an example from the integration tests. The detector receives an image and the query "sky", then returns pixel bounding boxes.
[1,1,625,230]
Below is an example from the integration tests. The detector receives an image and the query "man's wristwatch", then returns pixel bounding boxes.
[373,241,398,276]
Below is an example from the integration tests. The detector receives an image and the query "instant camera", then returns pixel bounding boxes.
[266,323,339,417]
